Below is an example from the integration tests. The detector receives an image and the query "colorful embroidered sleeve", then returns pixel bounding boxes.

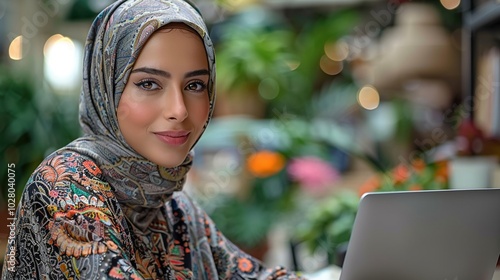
[1,151,143,280]
[171,192,307,280]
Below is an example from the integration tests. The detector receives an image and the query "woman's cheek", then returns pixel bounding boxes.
[118,94,156,126]
[117,100,131,120]
[192,96,210,124]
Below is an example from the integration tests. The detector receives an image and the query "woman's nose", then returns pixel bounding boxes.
[163,87,188,122]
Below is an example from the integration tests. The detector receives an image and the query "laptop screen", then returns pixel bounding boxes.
[340,189,500,280]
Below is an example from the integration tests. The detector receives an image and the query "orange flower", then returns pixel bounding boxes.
[435,160,448,180]
[358,176,381,196]
[237,257,254,273]
[392,164,410,184]
[435,175,447,184]
[411,158,426,174]
[246,150,285,178]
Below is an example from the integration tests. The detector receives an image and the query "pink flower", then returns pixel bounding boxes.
[49,190,59,198]
[287,156,340,195]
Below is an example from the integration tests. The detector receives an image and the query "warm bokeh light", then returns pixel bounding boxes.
[43,34,64,56]
[320,55,343,75]
[286,60,300,71]
[324,40,349,61]
[357,85,380,110]
[9,36,23,60]
[440,0,460,10]
[44,35,82,90]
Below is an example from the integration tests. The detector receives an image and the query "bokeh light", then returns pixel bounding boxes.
[43,34,64,56]
[44,35,82,91]
[320,55,343,75]
[357,85,380,110]
[440,0,460,10]
[258,78,280,100]
[286,60,300,71]
[9,36,23,60]
[324,40,349,61]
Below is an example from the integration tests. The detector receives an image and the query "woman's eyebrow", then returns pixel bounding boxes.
[131,67,169,77]
[185,69,209,78]
[130,67,209,79]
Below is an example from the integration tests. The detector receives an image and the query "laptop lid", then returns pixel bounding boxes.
[340,188,500,280]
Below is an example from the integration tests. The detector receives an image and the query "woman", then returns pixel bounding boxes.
[2,0,305,279]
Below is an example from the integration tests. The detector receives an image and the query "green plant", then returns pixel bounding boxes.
[207,173,287,248]
[216,25,293,94]
[294,159,450,266]
[0,66,80,202]
[358,159,449,195]
[295,190,359,264]
[277,9,358,117]
[215,8,359,118]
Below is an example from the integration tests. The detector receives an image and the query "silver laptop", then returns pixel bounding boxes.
[340,189,500,280]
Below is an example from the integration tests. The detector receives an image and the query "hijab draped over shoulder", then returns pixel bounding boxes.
[2,1,305,279]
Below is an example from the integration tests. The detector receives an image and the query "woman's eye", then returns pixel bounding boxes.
[186,81,207,92]
[134,80,161,91]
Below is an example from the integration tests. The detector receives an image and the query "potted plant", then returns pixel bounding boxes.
[214,15,293,118]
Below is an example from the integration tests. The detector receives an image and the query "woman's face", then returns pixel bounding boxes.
[117,26,210,168]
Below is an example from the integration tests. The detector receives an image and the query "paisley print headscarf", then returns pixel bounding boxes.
[64,0,216,230]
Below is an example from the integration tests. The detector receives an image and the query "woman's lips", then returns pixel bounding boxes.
[154,131,191,146]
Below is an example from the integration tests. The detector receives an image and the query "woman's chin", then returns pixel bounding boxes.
[152,157,188,169]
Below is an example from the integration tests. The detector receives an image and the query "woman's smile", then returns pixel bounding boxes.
[153,130,191,146]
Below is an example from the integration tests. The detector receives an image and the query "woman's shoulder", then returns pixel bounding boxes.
[169,192,210,224]
[171,191,205,214]
[33,149,103,179]
[24,149,115,205]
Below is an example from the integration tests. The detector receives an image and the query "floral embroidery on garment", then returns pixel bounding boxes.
[2,151,306,279]
[2,151,141,279]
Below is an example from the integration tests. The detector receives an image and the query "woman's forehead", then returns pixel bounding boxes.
[159,22,198,32]
[133,27,208,70]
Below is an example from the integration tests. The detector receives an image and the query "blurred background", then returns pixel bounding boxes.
[1,0,499,275]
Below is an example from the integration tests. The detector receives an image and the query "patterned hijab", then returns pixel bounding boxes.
[65,0,216,230]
